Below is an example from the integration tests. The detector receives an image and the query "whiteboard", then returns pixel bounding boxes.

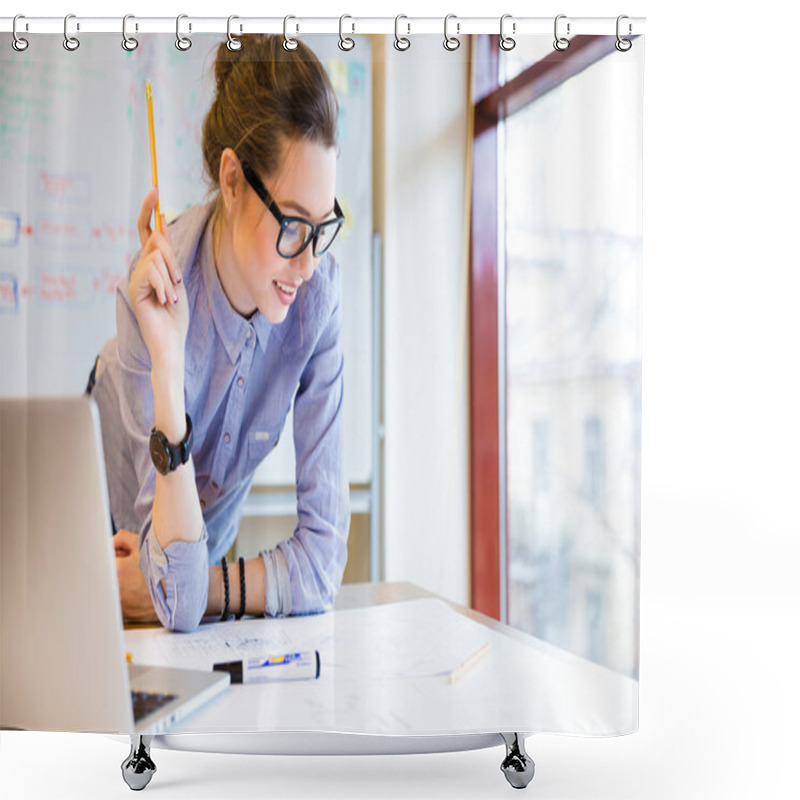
[0,33,372,484]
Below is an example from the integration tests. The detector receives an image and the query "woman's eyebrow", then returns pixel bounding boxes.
[282,200,335,220]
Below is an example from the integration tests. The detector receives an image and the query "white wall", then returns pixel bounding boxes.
[382,36,471,605]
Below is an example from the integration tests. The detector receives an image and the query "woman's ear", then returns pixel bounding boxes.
[218,148,242,214]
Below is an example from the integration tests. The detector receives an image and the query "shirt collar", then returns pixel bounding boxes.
[198,202,273,362]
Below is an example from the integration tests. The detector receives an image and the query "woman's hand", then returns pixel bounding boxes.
[114,529,159,624]
[129,188,188,370]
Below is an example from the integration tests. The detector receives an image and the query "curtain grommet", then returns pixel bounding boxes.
[554,14,570,51]
[227,15,242,51]
[444,14,460,51]
[63,14,80,52]
[175,14,192,51]
[338,14,355,51]
[616,15,633,51]
[283,15,299,51]
[499,14,516,51]
[12,15,29,52]
[394,15,411,51]
[122,14,138,51]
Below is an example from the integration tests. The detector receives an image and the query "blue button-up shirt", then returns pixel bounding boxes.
[91,201,350,631]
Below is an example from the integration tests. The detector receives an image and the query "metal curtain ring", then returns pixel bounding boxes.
[394,15,410,51]
[12,15,29,52]
[175,14,192,51]
[554,14,570,51]
[499,14,516,51]
[63,14,80,51]
[283,15,298,51]
[444,14,460,51]
[616,15,632,51]
[338,14,355,51]
[122,14,138,51]
[227,15,242,51]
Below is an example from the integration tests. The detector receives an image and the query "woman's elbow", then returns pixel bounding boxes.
[152,581,206,633]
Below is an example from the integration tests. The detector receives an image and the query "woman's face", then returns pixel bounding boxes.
[219,138,338,324]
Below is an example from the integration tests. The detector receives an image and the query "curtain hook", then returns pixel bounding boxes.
[63,13,80,51]
[499,14,516,51]
[444,14,460,51]
[283,15,299,51]
[554,14,570,51]
[12,15,29,52]
[338,14,355,51]
[227,15,242,51]
[616,15,633,51]
[394,15,411,51]
[122,14,138,51]
[175,14,192,51]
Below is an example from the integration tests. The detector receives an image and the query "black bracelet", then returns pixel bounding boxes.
[237,556,246,620]
[220,556,231,622]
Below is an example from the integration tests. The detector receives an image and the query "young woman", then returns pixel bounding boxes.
[89,35,350,632]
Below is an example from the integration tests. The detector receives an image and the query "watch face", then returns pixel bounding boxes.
[149,433,170,475]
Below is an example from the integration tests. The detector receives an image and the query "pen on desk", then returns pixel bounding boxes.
[145,79,161,233]
[447,642,491,684]
[213,651,320,684]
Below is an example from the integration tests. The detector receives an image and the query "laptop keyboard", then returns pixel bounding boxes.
[131,690,178,723]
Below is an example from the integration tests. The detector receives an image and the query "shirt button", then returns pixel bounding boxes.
[237,377,244,387]
[211,481,219,491]
[224,433,231,444]
[200,499,207,509]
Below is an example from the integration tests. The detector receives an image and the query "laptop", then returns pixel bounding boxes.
[0,395,229,734]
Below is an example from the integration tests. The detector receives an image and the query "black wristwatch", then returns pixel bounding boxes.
[149,414,193,476]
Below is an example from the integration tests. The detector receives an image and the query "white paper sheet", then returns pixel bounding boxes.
[125,598,490,680]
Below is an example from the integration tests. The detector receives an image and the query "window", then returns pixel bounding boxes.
[470,35,641,675]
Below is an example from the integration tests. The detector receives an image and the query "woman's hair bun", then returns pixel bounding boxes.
[202,34,339,194]
[213,42,238,94]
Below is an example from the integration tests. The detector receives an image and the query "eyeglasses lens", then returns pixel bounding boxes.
[279,220,314,258]
[313,221,341,255]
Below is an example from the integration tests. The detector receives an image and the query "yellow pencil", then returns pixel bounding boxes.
[145,79,161,233]
[448,641,491,684]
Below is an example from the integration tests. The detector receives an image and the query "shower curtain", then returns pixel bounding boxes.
[0,14,644,782]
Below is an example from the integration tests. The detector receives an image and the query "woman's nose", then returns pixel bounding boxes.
[292,244,317,282]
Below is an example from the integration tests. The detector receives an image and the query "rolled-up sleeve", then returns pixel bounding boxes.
[139,518,210,632]
[271,268,350,615]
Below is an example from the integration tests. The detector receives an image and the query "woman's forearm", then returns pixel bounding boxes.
[150,360,204,550]
[207,556,267,617]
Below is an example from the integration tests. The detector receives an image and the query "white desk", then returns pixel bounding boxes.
[124,582,637,756]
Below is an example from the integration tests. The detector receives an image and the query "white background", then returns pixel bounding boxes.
[2,1,799,798]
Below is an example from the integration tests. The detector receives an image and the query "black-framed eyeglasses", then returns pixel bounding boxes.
[240,160,345,259]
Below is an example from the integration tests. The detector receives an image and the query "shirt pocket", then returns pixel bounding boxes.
[246,420,285,472]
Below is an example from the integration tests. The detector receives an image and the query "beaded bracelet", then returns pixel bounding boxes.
[220,556,231,622]
[237,556,246,620]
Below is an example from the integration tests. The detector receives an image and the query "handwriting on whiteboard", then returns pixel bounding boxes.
[37,170,91,204]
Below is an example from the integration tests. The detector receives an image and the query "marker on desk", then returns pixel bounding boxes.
[213,651,320,684]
